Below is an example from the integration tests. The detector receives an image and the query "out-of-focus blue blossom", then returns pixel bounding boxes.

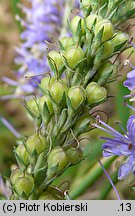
[1,0,80,98]
[15,0,65,75]
[93,115,135,180]
[2,0,66,97]
[0,0,79,137]
[0,115,21,138]
[0,175,11,199]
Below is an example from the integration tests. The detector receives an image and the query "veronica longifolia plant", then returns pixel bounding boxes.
[9,0,135,200]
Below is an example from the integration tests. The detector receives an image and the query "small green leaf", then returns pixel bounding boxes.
[13,148,27,171]
[42,102,51,126]
[47,56,59,77]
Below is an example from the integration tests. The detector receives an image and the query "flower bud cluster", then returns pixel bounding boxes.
[10,131,83,199]
[81,0,135,26]
[66,13,129,87]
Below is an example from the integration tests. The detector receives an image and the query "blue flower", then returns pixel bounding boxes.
[0,115,21,138]
[15,0,65,93]
[1,0,80,99]
[0,175,11,199]
[123,42,135,91]
[123,62,135,91]
[93,115,135,180]
[1,0,65,97]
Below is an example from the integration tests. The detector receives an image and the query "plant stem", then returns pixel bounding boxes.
[98,160,120,200]
[116,83,130,128]
[97,171,118,200]
[11,0,22,31]
[69,156,116,199]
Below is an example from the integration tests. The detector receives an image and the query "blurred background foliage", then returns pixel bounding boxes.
[0,0,135,199]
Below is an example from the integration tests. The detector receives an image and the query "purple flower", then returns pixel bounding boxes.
[0,175,11,199]
[0,115,21,138]
[1,0,65,98]
[1,0,80,99]
[123,62,135,91]
[123,42,135,91]
[93,115,135,180]
[15,0,65,93]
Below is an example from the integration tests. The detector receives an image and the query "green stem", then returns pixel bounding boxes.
[83,68,97,87]
[11,0,22,31]
[69,156,116,199]
[116,83,130,128]
[97,171,118,200]
[71,69,82,86]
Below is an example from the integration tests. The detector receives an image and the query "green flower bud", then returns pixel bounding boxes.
[50,80,67,104]
[48,51,64,71]
[95,61,117,85]
[40,77,55,92]
[65,147,83,165]
[70,16,85,35]
[38,186,64,200]
[86,14,102,30]
[99,41,114,59]
[68,86,86,109]
[10,168,23,185]
[103,41,114,58]
[73,113,93,134]
[16,144,29,166]
[81,0,90,7]
[38,95,53,115]
[47,146,68,179]
[81,0,91,16]
[27,99,39,116]
[10,169,33,186]
[86,82,107,105]
[26,134,47,156]
[65,46,84,69]
[10,193,19,200]
[14,176,33,198]
[59,37,74,50]
[94,19,114,42]
[111,32,129,51]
